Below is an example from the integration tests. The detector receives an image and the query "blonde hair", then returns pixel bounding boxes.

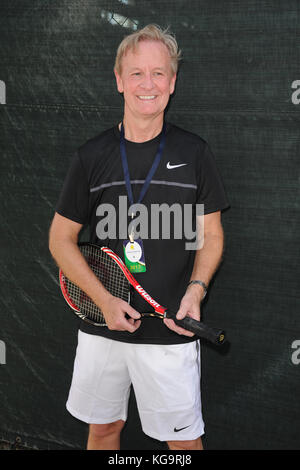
[114,24,181,76]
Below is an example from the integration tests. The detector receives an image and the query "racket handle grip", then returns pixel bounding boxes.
[173,316,226,345]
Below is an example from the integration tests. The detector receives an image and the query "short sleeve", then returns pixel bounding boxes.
[55,151,89,224]
[197,142,230,214]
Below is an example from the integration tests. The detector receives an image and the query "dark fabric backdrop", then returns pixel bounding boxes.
[0,0,299,450]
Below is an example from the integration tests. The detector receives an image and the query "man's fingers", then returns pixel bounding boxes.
[175,308,186,320]
[125,304,141,320]
[104,298,141,332]
[163,318,195,337]
[127,318,141,332]
[176,303,200,321]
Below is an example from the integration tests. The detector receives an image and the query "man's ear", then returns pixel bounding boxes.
[114,69,124,93]
[170,73,177,95]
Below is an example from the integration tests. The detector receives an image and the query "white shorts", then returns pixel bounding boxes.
[66,330,205,442]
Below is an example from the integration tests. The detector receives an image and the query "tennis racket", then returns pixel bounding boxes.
[59,243,226,345]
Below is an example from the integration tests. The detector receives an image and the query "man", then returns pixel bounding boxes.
[49,24,228,450]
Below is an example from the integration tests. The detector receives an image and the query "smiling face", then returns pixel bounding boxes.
[114,40,177,122]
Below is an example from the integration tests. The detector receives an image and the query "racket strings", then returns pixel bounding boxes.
[65,245,130,324]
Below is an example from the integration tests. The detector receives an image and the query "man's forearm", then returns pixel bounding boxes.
[164,227,224,334]
[188,229,224,298]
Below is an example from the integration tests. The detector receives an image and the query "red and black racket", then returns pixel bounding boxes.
[59,243,226,345]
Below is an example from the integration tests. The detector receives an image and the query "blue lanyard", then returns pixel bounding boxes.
[120,122,166,209]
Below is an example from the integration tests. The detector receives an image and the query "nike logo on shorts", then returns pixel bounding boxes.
[166,162,188,169]
[174,425,191,432]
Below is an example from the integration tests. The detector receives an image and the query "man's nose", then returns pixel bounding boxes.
[140,73,154,89]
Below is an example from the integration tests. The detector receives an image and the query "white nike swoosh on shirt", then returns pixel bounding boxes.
[166,162,188,169]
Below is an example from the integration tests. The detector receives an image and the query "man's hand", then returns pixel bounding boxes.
[163,285,204,337]
[100,294,141,333]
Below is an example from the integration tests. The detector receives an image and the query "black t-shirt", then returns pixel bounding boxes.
[55,122,229,344]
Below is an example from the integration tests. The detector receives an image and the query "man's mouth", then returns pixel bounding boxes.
[137,95,157,100]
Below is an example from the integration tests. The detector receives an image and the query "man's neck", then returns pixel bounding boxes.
[120,114,164,143]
